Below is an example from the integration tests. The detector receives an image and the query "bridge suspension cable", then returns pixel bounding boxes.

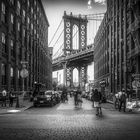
[48,19,63,46]
[52,43,64,59]
[52,29,64,48]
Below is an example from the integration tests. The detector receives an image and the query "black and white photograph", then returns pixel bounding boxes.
[0,0,140,140]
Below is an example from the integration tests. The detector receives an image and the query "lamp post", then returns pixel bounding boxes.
[20,61,28,94]
[16,61,28,108]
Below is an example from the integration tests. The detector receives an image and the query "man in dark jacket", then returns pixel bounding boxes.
[119,89,127,112]
[93,89,102,115]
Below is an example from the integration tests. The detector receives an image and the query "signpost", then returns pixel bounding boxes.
[16,61,28,108]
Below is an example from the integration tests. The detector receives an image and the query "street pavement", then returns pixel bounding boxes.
[0,97,140,140]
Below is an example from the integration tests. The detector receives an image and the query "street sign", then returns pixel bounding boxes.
[20,69,29,78]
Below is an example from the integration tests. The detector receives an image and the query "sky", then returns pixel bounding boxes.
[41,0,106,84]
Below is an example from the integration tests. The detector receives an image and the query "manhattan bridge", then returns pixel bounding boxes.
[51,11,104,89]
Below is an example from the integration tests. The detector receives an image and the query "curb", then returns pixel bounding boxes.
[0,103,33,115]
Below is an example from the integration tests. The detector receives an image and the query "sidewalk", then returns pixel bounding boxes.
[0,98,33,115]
[105,100,140,113]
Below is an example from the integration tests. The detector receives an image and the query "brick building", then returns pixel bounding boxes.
[94,0,140,100]
[0,0,52,92]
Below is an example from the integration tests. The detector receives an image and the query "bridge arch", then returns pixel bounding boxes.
[72,24,79,50]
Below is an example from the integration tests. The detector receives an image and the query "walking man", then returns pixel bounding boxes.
[119,89,127,112]
[9,90,15,107]
[93,89,102,116]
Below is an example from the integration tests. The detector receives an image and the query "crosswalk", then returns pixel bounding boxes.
[57,97,93,110]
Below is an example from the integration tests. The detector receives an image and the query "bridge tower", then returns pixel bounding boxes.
[63,11,88,88]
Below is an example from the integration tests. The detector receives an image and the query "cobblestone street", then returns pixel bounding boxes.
[0,97,140,140]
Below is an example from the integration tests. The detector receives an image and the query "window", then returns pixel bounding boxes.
[23,29,25,37]
[18,22,20,31]
[22,10,25,22]
[27,0,30,7]
[17,1,20,9]
[31,23,33,30]
[34,0,36,6]
[34,14,36,20]
[23,10,25,17]
[2,3,5,14]
[10,39,13,47]
[1,3,6,22]
[27,17,30,24]
[11,14,14,24]
[17,1,20,15]
[11,39,14,56]
[18,70,20,79]
[10,67,14,77]
[2,33,5,44]
[11,67,14,85]
[1,63,6,85]
[34,29,36,35]
[31,7,33,14]
[10,0,14,5]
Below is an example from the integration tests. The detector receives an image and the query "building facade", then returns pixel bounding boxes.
[0,0,52,92]
[94,0,140,100]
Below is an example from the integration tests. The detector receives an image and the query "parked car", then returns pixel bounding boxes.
[33,90,56,107]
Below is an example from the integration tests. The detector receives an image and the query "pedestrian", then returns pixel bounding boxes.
[77,88,82,108]
[93,89,102,116]
[91,89,95,107]
[61,87,68,103]
[9,90,15,107]
[1,89,7,107]
[74,90,78,106]
[119,89,127,112]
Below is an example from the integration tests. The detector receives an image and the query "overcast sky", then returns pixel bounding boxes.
[41,0,106,83]
[41,0,106,47]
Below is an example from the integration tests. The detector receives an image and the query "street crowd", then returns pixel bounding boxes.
[0,87,138,115]
[60,87,131,116]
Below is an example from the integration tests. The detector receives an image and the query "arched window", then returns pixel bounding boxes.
[72,25,79,50]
